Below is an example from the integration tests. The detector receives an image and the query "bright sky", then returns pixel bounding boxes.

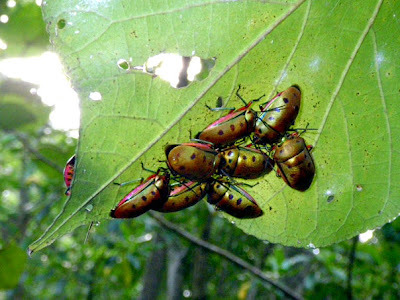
[0,51,80,137]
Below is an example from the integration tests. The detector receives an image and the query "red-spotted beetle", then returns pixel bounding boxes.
[254,85,301,145]
[110,169,170,218]
[219,146,274,179]
[153,181,209,212]
[273,134,315,191]
[207,179,263,218]
[165,142,221,181]
[64,155,75,196]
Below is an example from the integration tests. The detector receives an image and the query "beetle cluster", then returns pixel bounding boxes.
[63,85,315,220]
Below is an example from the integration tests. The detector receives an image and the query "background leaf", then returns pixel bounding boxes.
[0,243,27,290]
[29,0,400,252]
[0,2,48,57]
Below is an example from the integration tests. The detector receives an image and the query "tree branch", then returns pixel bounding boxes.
[148,212,303,300]
[347,235,358,300]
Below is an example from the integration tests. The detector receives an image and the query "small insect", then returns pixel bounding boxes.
[153,181,209,213]
[195,86,264,147]
[64,155,75,196]
[219,146,274,179]
[165,142,221,181]
[207,179,263,218]
[254,85,301,145]
[110,169,170,218]
[273,134,315,191]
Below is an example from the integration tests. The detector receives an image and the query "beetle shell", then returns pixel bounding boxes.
[219,146,274,179]
[207,180,263,219]
[110,171,170,218]
[166,143,221,181]
[153,181,209,212]
[254,86,301,144]
[64,155,76,196]
[273,135,315,191]
[196,104,256,147]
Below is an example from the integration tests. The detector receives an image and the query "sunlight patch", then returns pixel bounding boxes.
[132,53,215,88]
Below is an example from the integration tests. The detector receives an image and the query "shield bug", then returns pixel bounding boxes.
[166,142,221,181]
[219,146,274,179]
[195,102,256,147]
[110,169,170,218]
[273,134,315,191]
[195,86,264,147]
[64,155,75,196]
[153,181,209,213]
[207,179,263,219]
[254,85,301,145]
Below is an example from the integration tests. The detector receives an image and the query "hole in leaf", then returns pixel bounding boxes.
[117,59,130,70]
[89,91,102,101]
[57,19,66,29]
[327,195,334,203]
[216,96,223,108]
[133,53,215,88]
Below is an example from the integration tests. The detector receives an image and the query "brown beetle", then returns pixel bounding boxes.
[195,102,256,148]
[207,179,263,219]
[153,181,209,213]
[166,142,222,181]
[273,134,315,191]
[254,85,301,145]
[110,170,170,218]
[219,146,274,179]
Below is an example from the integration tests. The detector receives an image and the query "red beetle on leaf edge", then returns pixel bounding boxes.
[64,155,75,196]
[110,170,170,218]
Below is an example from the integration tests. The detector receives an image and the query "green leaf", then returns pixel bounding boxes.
[0,94,50,132]
[0,243,27,290]
[30,0,400,252]
[0,78,51,132]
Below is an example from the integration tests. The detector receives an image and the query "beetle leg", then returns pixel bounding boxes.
[236,85,265,106]
[235,181,259,189]
[205,104,235,111]
[114,178,143,187]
